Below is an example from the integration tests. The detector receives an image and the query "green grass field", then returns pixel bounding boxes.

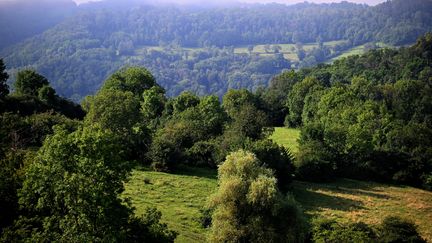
[123,167,217,243]
[124,127,432,242]
[330,42,393,62]
[270,127,301,154]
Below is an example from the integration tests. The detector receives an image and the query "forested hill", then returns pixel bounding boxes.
[2,0,432,101]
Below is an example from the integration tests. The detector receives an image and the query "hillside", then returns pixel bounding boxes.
[2,0,431,100]
[122,128,432,242]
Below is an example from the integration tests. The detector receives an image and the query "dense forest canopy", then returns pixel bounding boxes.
[1,0,432,101]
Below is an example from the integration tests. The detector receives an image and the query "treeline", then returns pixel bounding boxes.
[2,0,432,101]
[260,33,432,189]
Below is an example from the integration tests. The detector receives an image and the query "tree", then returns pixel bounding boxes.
[84,89,149,161]
[0,59,9,99]
[172,91,200,114]
[285,76,323,127]
[228,104,270,140]
[246,139,295,192]
[222,89,256,118]
[85,90,141,135]
[141,86,166,122]
[38,85,57,104]
[208,150,307,243]
[14,69,49,96]
[101,67,158,97]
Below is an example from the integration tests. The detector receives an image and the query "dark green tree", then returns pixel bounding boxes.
[14,70,49,96]
[1,126,176,242]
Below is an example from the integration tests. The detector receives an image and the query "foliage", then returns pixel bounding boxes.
[141,86,166,125]
[1,126,175,242]
[311,218,376,243]
[208,150,307,243]
[14,69,49,97]
[85,89,141,135]
[291,34,432,188]
[101,66,158,97]
[311,216,426,243]
[245,139,295,191]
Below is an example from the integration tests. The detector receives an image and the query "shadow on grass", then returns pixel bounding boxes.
[171,166,218,180]
[293,187,366,212]
[133,165,217,180]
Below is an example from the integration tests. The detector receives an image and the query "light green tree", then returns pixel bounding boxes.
[208,150,307,243]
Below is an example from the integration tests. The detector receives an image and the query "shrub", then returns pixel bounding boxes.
[311,218,376,243]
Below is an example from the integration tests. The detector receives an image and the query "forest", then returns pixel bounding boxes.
[1,0,432,101]
[1,28,431,242]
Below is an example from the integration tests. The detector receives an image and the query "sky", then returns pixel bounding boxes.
[72,0,387,6]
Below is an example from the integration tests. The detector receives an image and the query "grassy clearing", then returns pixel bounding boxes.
[135,40,346,62]
[330,42,394,62]
[292,179,432,242]
[270,127,301,154]
[124,167,432,242]
[123,167,217,243]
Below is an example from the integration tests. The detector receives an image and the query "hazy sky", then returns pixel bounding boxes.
[73,0,387,6]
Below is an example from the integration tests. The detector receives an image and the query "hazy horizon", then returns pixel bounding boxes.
[72,0,386,6]
[0,0,387,6]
